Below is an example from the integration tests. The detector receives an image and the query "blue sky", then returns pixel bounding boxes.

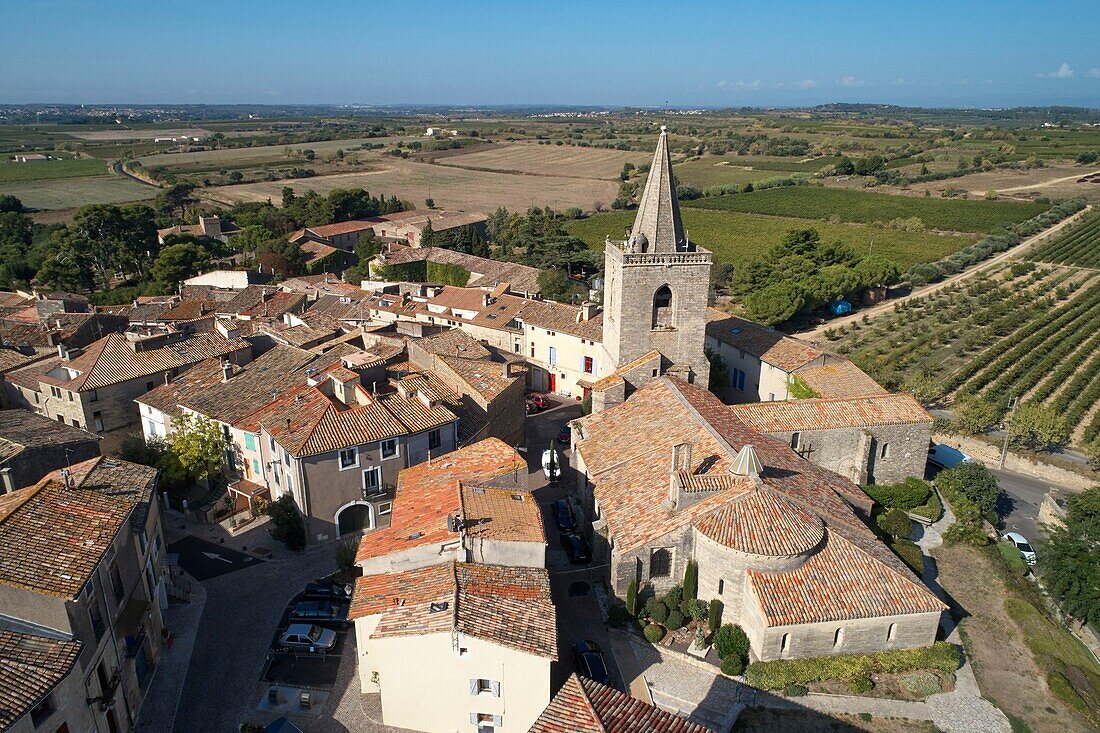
[2,0,1099,107]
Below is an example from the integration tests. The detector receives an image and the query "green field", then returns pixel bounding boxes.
[685,186,1048,234]
[0,176,155,210]
[566,209,972,270]
[0,157,107,183]
[672,160,772,188]
[1029,211,1100,268]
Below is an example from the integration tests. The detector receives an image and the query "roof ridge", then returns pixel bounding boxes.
[662,378,742,463]
[575,675,610,733]
[827,527,944,603]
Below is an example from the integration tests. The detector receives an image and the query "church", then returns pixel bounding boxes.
[573,129,946,662]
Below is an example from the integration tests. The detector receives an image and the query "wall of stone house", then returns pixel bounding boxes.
[754,611,942,661]
[0,585,72,636]
[866,421,933,486]
[7,437,100,490]
[468,538,545,569]
[610,526,694,598]
[762,427,869,485]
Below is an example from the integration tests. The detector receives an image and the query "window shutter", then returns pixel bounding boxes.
[491,680,500,697]
[579,355,585,371]
[493,715,503,726]
[470,713,479,725]
[469,679,479,696]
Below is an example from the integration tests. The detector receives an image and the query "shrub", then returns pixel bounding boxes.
[687,598,709,621]
[891,539,925,574]
[901,671,942,696]
[863,477,933,511]
[911,492,944,522]
[714,624,750,662]
[683,560,698,601]
[721,656,745,676]
[335,537,359,571]
[937,461,1002,525]
[879,507,914,539]
[997,540,1029,576]
[626,579,638,616]
[745,641,960,690]
[264,495,306,551]
[666,611,685,630]
[858,713,873,723]
[643,624,666,643]
[784,683,808,697]
[607,605,629,627]
[646,598,669,624]
[849,674,874,693]
[708,599,724,631]
[663,585,683,610]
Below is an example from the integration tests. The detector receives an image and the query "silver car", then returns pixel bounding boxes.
[278,623,337,653]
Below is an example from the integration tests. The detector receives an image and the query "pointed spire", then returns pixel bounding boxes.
[730,444,763,478]
[630,126,686,252]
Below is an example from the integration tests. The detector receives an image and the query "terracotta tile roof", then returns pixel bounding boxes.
[0,629,82,730]
[356,438,524,562]
[575,378,944,624]
[17,331,251,392]
[289,219,377,242]
[749,529,946,626]
[259,322,339,348]
[796,360,889,399]
[592,350,661,391]
[460,484,544,544]
[0,457,158,598]
[415,328,493,360]
[393,369,486,443]
[300,239,341,265]
[0,348,43,374]
[438,354,516,401]
[372,209,488,233]
[518,299,604,341]
[695,488,826,557]
[730,394,932,433]
[278,275,366,297]
[379,246,542,294]
[0,409,98,462]
[156,299,218,323]
[705,311,824,371]
[530,674,713,733]
[351,562,557,660]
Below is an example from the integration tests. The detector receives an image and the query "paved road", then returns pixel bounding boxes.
[168,535,266,580]
[990,467,1054,543]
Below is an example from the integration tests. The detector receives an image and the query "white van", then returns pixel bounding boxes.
[928,443,973,469]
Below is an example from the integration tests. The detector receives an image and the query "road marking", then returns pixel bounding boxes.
[201,551,234,564]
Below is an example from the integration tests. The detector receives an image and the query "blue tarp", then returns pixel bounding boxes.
[830,299,853,316]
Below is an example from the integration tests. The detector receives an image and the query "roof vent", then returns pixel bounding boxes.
[429,601,449,613]
[730,444,763,478]
[408,531,424,540]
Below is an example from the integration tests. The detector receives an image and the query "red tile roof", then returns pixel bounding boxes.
[695,488,825,557]
[530,674,712,733]
[351,561,557,659]
[0,629,82,730]
[730,394,932,433]
[706,311,823,371]
[796,360,889,399]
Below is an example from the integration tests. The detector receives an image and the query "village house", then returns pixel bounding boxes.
[0,409,101,492]
[0,456,168,733]
[350,438,553,733]
[0,630,89,733]
[367,209,488,247]
[2,329,251,445]
[529,673,713,733]
[572,377,946,662]
[156,215,237,245]
[368,245,543,298]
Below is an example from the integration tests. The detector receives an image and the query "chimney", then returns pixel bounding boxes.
[502,360,517,379]
[730,444,763,480]
[579,302,597,321]
[667,443,692,510]
[482,293,492,308]
[57,343,67,360]
[164,371,172,385]
[221,360,233,383]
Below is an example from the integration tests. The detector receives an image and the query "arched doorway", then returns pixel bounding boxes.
[335,501,374,536]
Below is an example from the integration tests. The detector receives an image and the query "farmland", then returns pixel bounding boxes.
[1028,210,1100,268]
[136,136,408,167]
[0,157,107,183]
[685,186,1048,234]
[0,176,155,210]
[436,142,651,180]
[566,209,972,270]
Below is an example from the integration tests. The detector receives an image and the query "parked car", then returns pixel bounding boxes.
[527,394,550,411]
[561,532,591,564]
[554,498,577,532]
[1002,532,1037,566]
[928,443,973,469]
[542,448,562,481]
[289,601,350,629]
[557,424,571,445]
[571,640,610,684]
[277,624,337,654]
[302,581,352,602]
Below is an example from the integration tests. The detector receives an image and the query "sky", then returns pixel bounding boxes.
[2,0,1100,108]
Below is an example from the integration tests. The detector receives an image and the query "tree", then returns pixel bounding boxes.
[151,242,210,285]
[34,229,96,292]
[157,183,197,220]
[171,412,227,482]
[264,495,306,551]
[683,560,698,601]
[938,461,1002,524]
[744,282,806,325]
[854,254,901,288]
[1038,487,1100,627]
[953,394,1002,435]
[706,347,728,393]
[419,219,436,247]
[1008,402,1069,451]
[537,268,583,303]
[0,194,23,213]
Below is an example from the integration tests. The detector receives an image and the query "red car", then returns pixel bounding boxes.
[526,394,550,411]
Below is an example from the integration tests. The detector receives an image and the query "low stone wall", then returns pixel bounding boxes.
[933,433,1093,491]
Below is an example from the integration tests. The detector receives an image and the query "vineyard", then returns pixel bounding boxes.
[826,261,1100,446]
[1028,210,1100,268]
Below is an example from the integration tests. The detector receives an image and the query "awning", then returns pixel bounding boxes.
[576,379,595,389]
[229,478,269,499]
[115,597,150,637]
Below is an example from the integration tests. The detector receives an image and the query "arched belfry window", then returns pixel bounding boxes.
[652,285,673,329]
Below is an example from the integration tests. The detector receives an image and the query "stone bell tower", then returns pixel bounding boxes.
[600,126,712,388]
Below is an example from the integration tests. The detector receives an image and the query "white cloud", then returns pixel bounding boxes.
[1087,68,1100,79]
[795,79,817,89]
[892,78,908,86]
[839,76,865,88]
[717,80,728,89]
[731,80,764,91]
[1036,62,1074,79]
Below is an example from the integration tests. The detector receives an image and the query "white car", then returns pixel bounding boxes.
[1002,532,1037,566]
[542,448,561,481]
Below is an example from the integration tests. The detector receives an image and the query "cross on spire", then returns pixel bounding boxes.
[630,125,686,252]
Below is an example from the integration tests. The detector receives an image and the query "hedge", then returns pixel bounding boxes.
[863,478,934,512]
[643,624,666,643]
[744,641,960,690]
[910,492,944,522]
[997,540,1029,576]
[879,507,914,539]
[891,539,925,575]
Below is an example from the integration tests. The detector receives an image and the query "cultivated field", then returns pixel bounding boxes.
[435,142,651,180]
[566,209,972,270]
[903,163,1100,202]
[1028,209,1100,267]
[0,157,107,183]
[66,127,216,141]
[685,187,1048,234]
[0,176,155,209]
[208,158,619,212]
[137,136,408,167]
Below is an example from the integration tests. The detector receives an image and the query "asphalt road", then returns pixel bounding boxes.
[989,467,1055,543]
[168,535,266,580]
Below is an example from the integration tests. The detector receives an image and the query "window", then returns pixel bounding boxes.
[88,596,105,641]
[71,419,80,428]
[880,442,891,459]
[56,415,64,423]
[378,502,392,515]
[833,628,844,647]
[88,389,98,402]
[338,447,359,470]
[29,694,54,725]
[530,344,535,358]
[251,459,261,477]
[380,438,397,460]
[781,633,791,654]
[887,623,897,642]
[731,368,746,392]
[146,381,154,391]
[473,713,502,730]
[583,356,594,374]
[109,562,124,604]
[470,678,501,696]
[513,341,520,353]
[717,578,724,595]
[363,466,383,496]
[652,285,672,328]
[790,432,801,451]
[739,349,745,359]
[428,429,441,450]
[244,433,256,451]
[93,411,104,432]
[269,435,277,454]
[769,392,776,401]
[67,390,73,402]
[649,548,672,578]
[548,346,557,366]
